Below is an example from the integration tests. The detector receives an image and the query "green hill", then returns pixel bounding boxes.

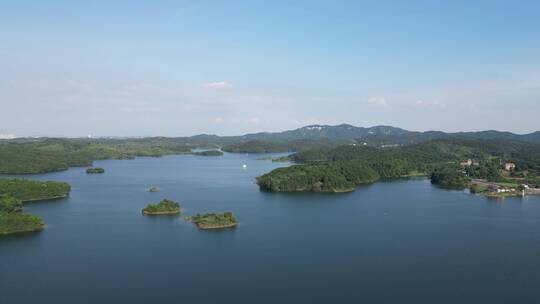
[257,139,540,193]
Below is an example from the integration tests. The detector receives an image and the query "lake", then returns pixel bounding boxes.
[1,153,540,304]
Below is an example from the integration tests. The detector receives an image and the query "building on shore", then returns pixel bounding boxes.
[504,162,516,171]
[460,159,473,166]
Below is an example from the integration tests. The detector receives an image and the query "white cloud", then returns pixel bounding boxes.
[414,99,445,109]
[368,96,389,108]
[203,81,232,89]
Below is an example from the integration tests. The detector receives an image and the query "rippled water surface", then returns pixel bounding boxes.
[2,153,540,304]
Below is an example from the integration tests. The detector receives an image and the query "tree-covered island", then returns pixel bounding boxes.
[186,212,238,230]
[193,150,224,156]
[86,167,105,174]
[142,199,181,215]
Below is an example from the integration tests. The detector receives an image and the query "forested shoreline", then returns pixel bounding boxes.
[257,139,540,193]
[0,179,71,235]
[0,138,193,174]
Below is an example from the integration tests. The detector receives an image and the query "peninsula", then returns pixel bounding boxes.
[0,212,44,235]
[0,179,71,235]
[0,178,71,202]
[256,138,540,195]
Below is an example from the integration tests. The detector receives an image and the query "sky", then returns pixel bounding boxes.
[1,0,539,137]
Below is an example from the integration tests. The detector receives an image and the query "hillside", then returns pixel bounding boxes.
[241,124,540,144]
[1,125,539,174]
[243,124,410,141]
[257,138,540,193]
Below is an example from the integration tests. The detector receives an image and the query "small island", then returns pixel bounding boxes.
[186,212,238,230]
[86,167,105,174]
[193,150,224,156]
[142,199,181,215]
[147,186,160,192]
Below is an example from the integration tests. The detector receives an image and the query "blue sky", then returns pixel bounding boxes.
[1,1,539,136]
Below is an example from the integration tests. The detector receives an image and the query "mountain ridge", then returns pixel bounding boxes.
[4,125,539,144]
[237,124,540,144]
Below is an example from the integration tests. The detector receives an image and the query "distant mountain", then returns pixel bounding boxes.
[5,124,539,147]
[243,124,410,141]
[523,131,540,143]
[235,124,540,145]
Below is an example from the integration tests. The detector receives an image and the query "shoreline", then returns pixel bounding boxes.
[142,209,181,215]
[0,224,45,236]
[195,222,238,230]
[21,194,69,203]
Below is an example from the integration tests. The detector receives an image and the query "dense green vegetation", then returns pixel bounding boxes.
[186,212,238,229]
[0,179,66,235]
[86,167,105,174]
[2,126,539,174]
[0,194,23,214]
[193,150,224,156]
[463,160,508,182]
[222,139,350,153]
[0,179,71,201]
[430,166,471,189]
[223,140,292,153]
[257,162,379,192]
[0,213,44,235]
[257,139,540,193]
[0,138,193,174]
[142,199,181,215]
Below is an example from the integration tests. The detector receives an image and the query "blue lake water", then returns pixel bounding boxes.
[1,153,540,304]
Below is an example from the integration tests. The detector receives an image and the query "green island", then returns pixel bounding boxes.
[193,150,224,156]
[0,179,71,235]
[257,138,540,195]
[186,212,238,230]
[86,167,105,174]
[147,186,161,192]
[142,199,181,215]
